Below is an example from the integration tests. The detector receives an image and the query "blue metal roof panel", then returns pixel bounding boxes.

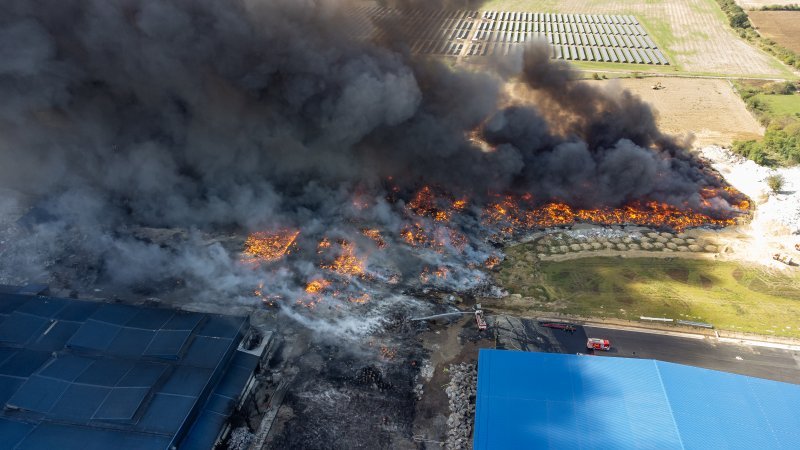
[0,417,35,449]
[15,297,69,318]
[179,410,227,450]
[66,320,122,351]
[124,309,173,330]
[135,393,196,435]
[38,354,93,382]
[54,301,101,322]
[182,336,234,368]
[0,312,49,345]
[88,304,138,326]
[162,311,204,331]
[0,294,255,449]
[0,294,32,314]
[49,384,111,422]
[75,359,134,386]
[93,387,149,420]
[106,327,154,357]
[142,329,191,359]
[474,350,800,450]
[196,315,246,339]
[160,366,212,397]
[6,376,70,413]
[15,423,170,450]
[0,375,25,406]
[0,350,51,378]
[29,321,81,352]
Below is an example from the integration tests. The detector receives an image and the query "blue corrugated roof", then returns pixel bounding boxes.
[0,289,257,450]
[474,349,800,449]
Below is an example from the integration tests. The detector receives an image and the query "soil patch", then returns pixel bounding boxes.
[748,11,800,54]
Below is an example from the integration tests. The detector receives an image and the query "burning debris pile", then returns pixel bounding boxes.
[0,0,749,308]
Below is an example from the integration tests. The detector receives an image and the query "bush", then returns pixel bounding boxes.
[766,173,785,193]
[730,12,750,28]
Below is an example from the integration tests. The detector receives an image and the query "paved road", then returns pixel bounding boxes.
[543,323,800,384]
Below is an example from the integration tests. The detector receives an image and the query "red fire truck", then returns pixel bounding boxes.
[475,310,487,331]
[586,338,611,351]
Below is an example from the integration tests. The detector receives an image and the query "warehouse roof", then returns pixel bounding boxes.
[474,349,800,449]
[0,286,260,450]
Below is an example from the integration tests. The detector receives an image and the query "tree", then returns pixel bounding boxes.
[730,12,750,29]
[766,173,785,194]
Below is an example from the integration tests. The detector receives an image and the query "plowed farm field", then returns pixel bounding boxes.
[748,11,800,54]
[483,0,791,77]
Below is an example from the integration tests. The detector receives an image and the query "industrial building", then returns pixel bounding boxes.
[0,285,268,449]
[474,349,800,449]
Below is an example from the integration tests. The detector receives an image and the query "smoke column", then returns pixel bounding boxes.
[0,0,730,302]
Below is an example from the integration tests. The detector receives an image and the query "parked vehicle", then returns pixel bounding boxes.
[475,310,487,331]
[540,322,577,333]
[586,338,611,351]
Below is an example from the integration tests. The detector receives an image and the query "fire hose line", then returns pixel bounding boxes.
[412,434,446,444]
[409,312,475,321]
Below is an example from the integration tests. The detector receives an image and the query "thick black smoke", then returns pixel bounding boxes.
[0,0,726,301]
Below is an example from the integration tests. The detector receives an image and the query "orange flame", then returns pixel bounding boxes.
[243,229,299,263]
[322,240,366,277]
[362,228,387,249]
[305,279,331,294]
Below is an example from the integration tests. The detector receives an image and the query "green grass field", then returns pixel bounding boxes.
[495,251,800,337]
[756,93,800,118]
